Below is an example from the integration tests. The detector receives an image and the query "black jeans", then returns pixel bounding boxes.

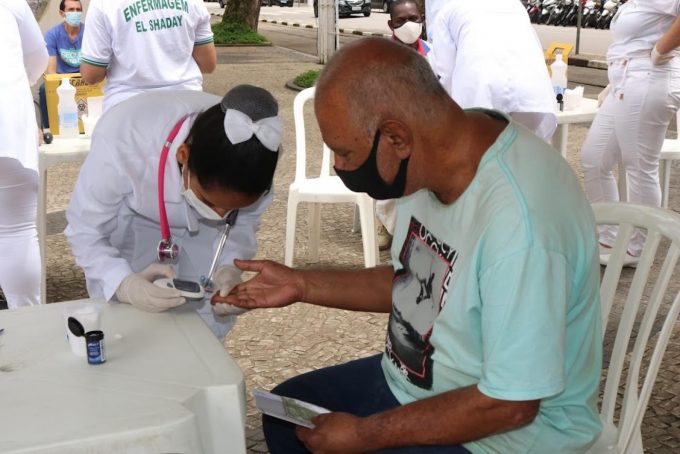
[263,354,471,454]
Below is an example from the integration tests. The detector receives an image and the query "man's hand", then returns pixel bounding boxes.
[216,259,304,310]
[296,413,367,454]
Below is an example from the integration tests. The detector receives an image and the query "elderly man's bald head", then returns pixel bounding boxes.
[315,37,450,139]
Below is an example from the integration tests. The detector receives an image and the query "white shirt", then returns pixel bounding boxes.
[65,91,273,339]
[81,0,214,111]
[608,0,680,60]
[424,0,445,41]
[0,0,48,171]
[429,0,557,141]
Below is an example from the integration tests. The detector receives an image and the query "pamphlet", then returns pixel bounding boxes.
[252,389,330,429]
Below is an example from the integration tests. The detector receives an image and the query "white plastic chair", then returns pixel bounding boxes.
[659,115,680,208]
[284,87,378,268]
[588,203,680,454]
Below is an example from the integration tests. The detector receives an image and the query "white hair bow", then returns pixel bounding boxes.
[224,108,282,152]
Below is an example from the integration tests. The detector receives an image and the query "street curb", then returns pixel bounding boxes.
[568,55,608,70]
[215,42,273,47]
[261,18,391,38]
[216,13,610,68]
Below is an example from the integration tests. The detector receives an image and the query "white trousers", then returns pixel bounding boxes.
[0,158,40,308]
[581,58,680,255]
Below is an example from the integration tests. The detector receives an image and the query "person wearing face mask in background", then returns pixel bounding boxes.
[65,85,282,340]
[38,0,84,131]
[376,0,436,252]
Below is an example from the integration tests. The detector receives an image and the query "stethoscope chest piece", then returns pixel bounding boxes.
[157,238,179,262]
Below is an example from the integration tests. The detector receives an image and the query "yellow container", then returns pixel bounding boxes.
[45,73,105,135]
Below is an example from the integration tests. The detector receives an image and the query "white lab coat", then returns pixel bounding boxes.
[0,0,48,172]
[429,0,557,141]
[65,90,273,339]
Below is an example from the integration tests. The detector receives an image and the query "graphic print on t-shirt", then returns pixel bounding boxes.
[385,216,457,389]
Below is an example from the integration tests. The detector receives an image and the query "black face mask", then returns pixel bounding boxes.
[333,131,410,200]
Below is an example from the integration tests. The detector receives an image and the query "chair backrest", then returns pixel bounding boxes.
[593,202,680,453]
[293,87,333,183]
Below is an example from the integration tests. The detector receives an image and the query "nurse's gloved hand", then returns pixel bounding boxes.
[115,264,186,313]
[597,85,610,107]
[211,265,249,316]
[652,44,674,66]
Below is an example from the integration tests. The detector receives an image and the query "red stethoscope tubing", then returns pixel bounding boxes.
[158,116,188,242]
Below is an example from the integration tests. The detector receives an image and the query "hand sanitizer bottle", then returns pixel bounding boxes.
[550,53,568,97]
[57,78,79,138]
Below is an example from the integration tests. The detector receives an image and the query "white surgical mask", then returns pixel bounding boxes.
[180,167,225,221]
[64,11,81,27]
[393,21,422,45]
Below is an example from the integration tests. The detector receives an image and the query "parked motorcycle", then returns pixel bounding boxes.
[597,0,621,29]
[582,0,600,28]
[526,0,542,24]
[539,0,558,24]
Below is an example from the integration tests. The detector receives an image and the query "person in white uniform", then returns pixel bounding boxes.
[581,0,680,265]
[65,85,282,339]
[428,0,557,141]
[424,0,444,41]
[0,0,48,308]
[79,0,217,111]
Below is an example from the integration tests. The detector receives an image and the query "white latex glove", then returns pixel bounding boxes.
[115,264,186,313]
[651,44,674,65]
[212,265,249,316]
[597,84,611,107]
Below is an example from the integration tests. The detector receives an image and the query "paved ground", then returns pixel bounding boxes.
[4,9,680,453]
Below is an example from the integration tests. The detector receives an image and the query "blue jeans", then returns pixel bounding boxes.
[263,354,470,454]
[38,82,49,129]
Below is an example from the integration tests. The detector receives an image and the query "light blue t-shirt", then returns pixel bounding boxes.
[381,113,603,453]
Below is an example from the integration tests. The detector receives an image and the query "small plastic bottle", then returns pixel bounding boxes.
[85,330,106,365]
[550,53,568,97]
[57,78,79,138]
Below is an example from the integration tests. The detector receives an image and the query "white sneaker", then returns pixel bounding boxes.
[599,243,639,268]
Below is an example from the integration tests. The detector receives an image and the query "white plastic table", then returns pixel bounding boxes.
[38,136,91,304]
[553,97,599,159]
[0,299,247,453]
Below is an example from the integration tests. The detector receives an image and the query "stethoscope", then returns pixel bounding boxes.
[156,116,239,292]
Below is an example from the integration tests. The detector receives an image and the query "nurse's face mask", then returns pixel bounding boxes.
[180,166,226,221]
[333,131,410,200]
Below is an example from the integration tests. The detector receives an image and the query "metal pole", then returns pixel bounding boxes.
[317,0,338,64]
[575,0,583,55]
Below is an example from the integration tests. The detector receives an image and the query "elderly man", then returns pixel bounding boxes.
[224,38,603,454]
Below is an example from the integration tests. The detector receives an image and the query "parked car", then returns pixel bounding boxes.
[371,0,395,13]
[204,0,226,8]
[313,0,372,18]
[262,0,294,6]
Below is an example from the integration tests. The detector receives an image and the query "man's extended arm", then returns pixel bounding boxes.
[220,260,394,313]
[298,386,539,453]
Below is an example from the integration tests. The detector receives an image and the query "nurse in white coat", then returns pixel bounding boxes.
[0,0,48,308]
[65,85,282,339]
[428,0,557,141]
